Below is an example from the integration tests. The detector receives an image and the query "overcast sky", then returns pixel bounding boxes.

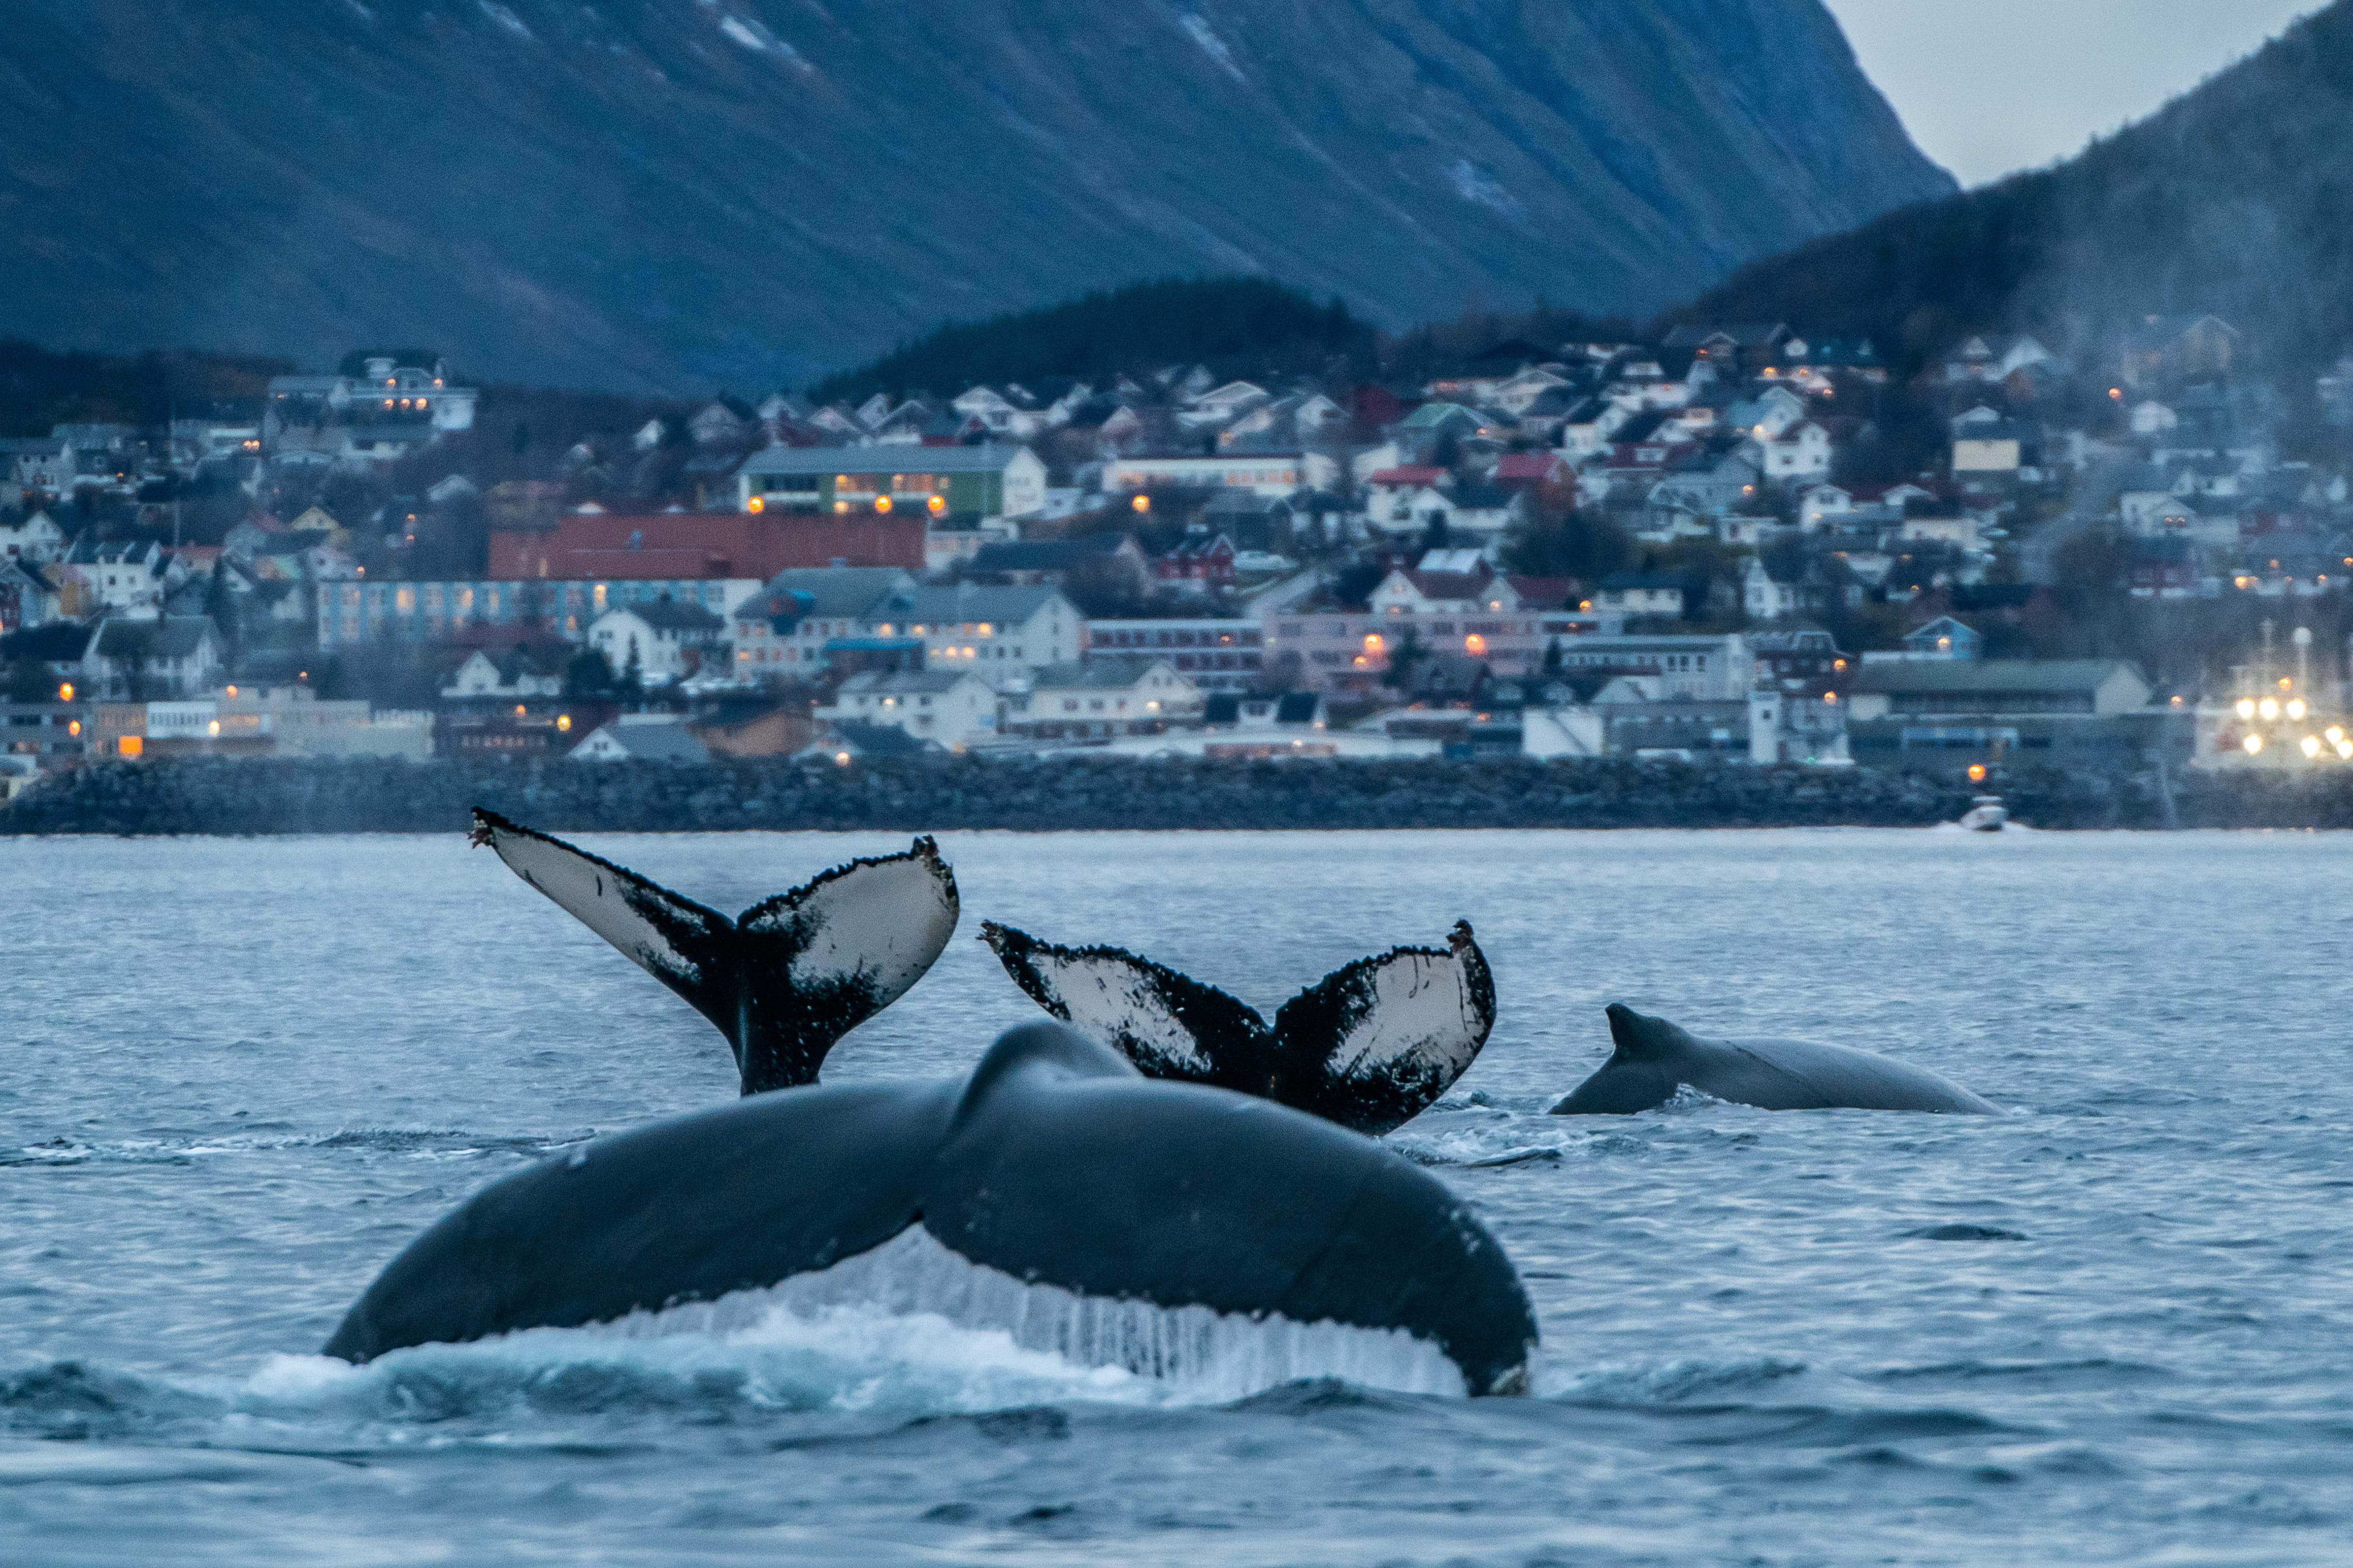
[1821,1,2325,187]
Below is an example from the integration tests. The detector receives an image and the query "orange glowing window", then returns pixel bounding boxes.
[118,735,143,758]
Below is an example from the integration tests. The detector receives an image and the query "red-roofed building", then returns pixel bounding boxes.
[488,511,922,578]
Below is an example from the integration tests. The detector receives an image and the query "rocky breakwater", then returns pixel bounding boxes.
[6,755,2346,835]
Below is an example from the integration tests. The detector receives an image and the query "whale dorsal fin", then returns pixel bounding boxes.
[472,811,957,1093]
[979,922,1269,1083]
[1272,921,1495,1135]
[1604,1004,1693,1061]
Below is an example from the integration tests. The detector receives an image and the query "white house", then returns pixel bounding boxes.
[817,669,1000,750]
[1005,657,1203,740]
[588,601,727,686]
[1744,419,1832,483]
[0,510,67,564]
[1742,557,1807,620]
[84,615,223,698]
[440,647,566,701]
[857,583,1082,687]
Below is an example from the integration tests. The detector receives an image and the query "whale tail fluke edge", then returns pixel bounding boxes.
[979,919,1495,1136]
[471,809,959,1094]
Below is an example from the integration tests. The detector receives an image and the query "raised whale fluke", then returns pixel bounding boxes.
[469,809,958,1094]
[979,920,1495,1135]
[1549,1003,1998,1116]
[322,1021,1540,1396]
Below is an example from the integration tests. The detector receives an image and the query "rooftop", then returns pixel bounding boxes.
[739,442,1029,477]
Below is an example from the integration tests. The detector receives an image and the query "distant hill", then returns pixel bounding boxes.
[1667,2,2353,380]
[809,278,1372,404]
[0,1,1950,393]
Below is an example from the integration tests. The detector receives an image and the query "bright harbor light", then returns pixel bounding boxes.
[2244,734,2264,755]
[2301,735,2322,759]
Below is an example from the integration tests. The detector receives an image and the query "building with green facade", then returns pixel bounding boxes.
[736,443,1047,522]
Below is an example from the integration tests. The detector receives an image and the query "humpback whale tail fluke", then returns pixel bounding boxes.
[978,919,1495,1135]
[470,810,958,1094]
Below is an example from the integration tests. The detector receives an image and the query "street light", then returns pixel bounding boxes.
[57,682,73,702]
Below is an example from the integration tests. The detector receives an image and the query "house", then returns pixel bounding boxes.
[729,566,917,677]
[569,714,713,763]
[1662,322,1790,374]
[1743,419,1832,483]
[1546,633,1753,701]
[84,616,224,699]
[1898,616,1984,660]
[1749,626,1849,695]
[1594,571,1687,618]
[587,601,727,686]
[0,559,64,632]
[1006,657,1203,740]
[816,669,1000,750]
[858,583,1082,686]
[1741,558,1812,621]
[60,539,172,620]
[1365,466,1450,528]
[688,399,753,444]
[0,511,68,565]
[1935,334,2061,385]
[1156,531,1237,591]
[440,646,568,701]
[738,443,1048,522]
[1489,451,1572,494]
[1723,385,1809,442]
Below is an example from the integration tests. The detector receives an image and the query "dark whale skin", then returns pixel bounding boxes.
[1550,1005,1998,1117]
[322,1023,1539,1396]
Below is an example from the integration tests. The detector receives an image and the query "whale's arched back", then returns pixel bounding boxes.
[322,1022,1539,1396]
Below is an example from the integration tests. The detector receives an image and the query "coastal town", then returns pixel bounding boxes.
[5,317,2349,800]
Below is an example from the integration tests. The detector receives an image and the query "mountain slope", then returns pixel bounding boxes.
[0,0,1950,392]
[1670,2,2353,377]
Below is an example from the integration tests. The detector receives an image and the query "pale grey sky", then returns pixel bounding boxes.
[1821,1,2325,187]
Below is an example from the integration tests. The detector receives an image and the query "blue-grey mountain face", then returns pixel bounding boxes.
[0,1,1951,391]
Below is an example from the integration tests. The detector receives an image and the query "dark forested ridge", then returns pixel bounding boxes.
[1666,1,2353,378]
[809,279,1375,404]
[0,0,1950,392]
[0,342,293,435]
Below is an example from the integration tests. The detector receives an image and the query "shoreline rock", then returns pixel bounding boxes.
[5,755,2347,835]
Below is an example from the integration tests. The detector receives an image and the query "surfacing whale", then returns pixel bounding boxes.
[979,920,1494,1136]
[322,1021,1539,1395]
[470,809,958,1094]
[1549,1004,1997,1116]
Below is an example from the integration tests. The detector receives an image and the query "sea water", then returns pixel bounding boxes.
[2,828,2348,1565]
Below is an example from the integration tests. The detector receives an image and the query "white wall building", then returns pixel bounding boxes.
[817,670,1001,750]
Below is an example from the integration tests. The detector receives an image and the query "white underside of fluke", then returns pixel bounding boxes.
[584,1226,1467,1400]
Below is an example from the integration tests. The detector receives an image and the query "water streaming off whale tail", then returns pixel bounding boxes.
[586,1227,1467,1402]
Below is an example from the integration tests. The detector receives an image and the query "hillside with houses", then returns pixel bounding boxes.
[9,307,2353,798]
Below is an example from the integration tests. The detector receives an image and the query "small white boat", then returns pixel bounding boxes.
[1957,795,2009,832]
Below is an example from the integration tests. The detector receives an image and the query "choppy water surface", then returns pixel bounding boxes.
[3,828,2349,1565]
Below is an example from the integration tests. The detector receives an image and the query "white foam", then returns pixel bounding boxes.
[587,1226,1468,1402]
